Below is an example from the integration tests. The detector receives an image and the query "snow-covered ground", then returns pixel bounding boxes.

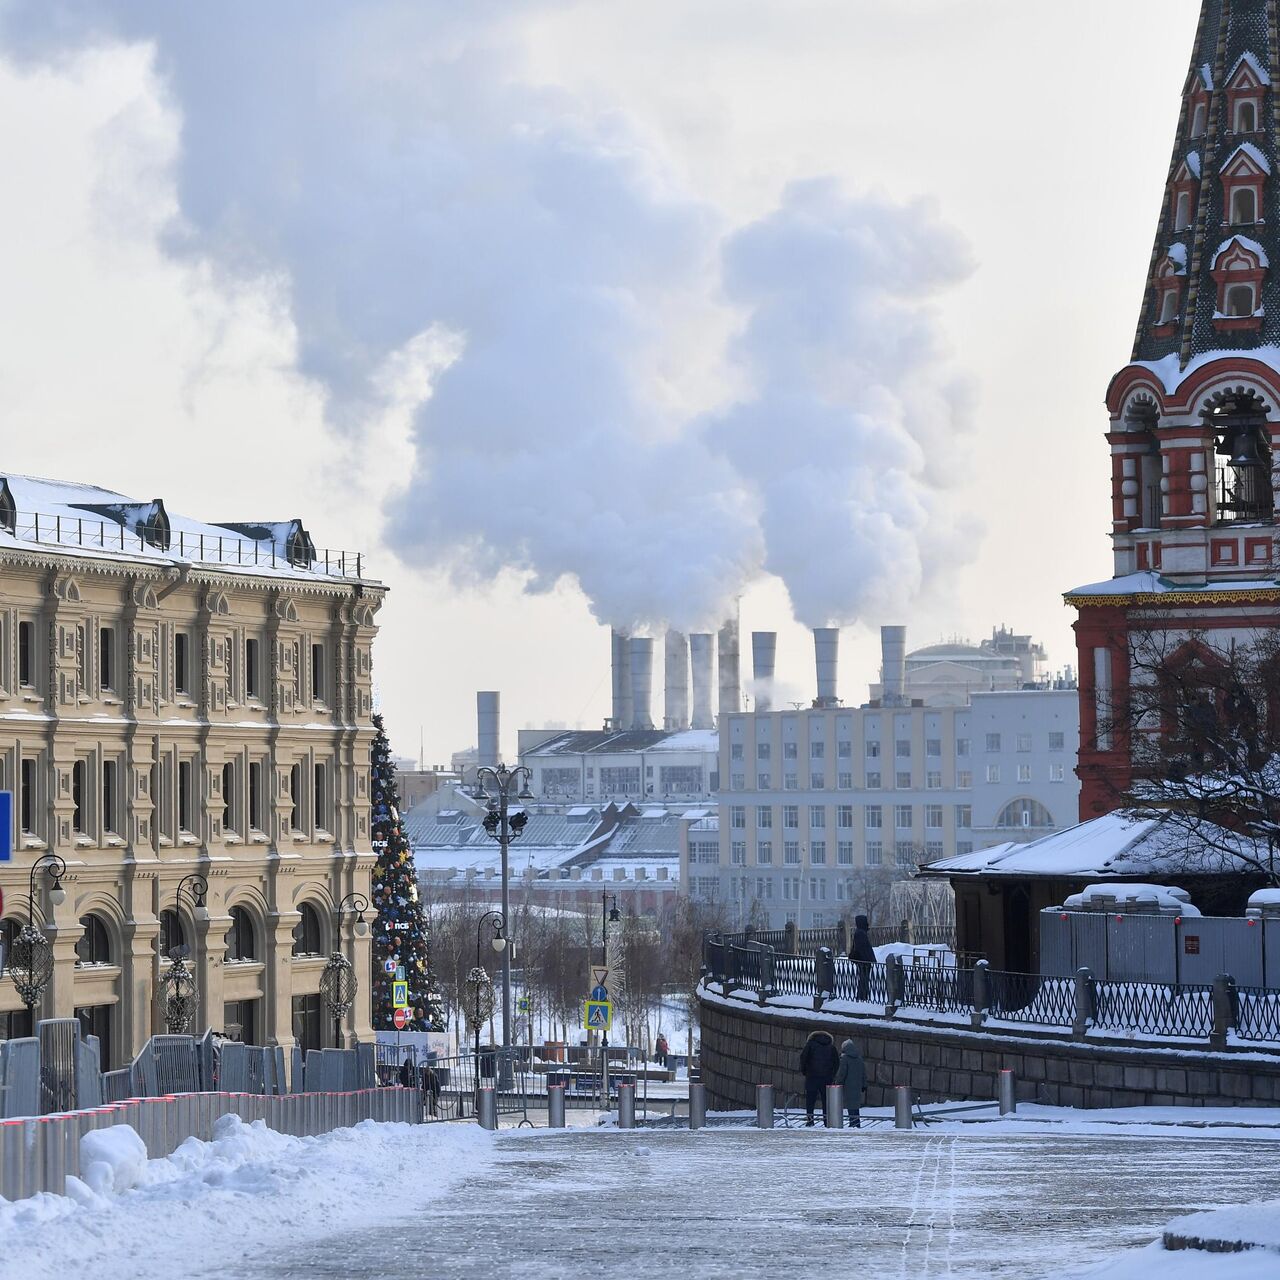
[0,1116,493,1280]
[3,1107,1280,1277]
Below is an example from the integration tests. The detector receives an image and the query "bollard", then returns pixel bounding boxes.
[894,1085,913,1130]
[477,1087,498,1131]
[689,1082,706,1130]
[20,1119,43,1200]
[998,1068,1017,1115]
[755,1084,774,1129]
[617,1082,636,1129]
[548,1084,566,1129]
[0,1120,23,1202]
[39,1118,66,1196]
[824,1083,843,1129]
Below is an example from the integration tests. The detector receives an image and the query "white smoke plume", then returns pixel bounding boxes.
[705,178,978,628]
[1,4,977,635]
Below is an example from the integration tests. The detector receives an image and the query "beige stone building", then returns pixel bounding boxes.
[0,474,384,1068]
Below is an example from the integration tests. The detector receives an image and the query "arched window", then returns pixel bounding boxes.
[1236,99,1258,133]
[1226,282,1257,315]
[0,479,14,535]
[995,799,1054,830]
[75,913,113,967]
[1205,391,1274,523]
[1191,102,1207,137]
[291,903,325,957]
[1158,290,1179,324]
[225,906,257,963]
[159,909,186,958]
[1174,191,1192,230]
[1231,186,1258,225]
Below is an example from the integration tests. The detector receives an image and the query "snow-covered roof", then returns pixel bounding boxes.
[1061,882,1199,915]
[1220,141,1271,176]
[1066,570,1280,600]
[1199,63,1213,91]
[1212,233,1270,268]
[523,728,718,757]
[1227,50,1268,86]
[1167,242,1188,273]
[1183,150,1201,179]
[923,811,1258,880]
[0,473,373,584]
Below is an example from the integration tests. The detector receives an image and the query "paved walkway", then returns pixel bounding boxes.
[256,1126,1280,1279]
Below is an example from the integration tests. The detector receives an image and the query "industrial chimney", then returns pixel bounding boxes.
[751,631,777,713]
[611,628,633,730]
[628,636,655,730]
[664,630,690,729]
[881,625,908,707]
[718,612,741,718]
[689,633,715,730]
[813,628,840,708]
[477,691,500,768]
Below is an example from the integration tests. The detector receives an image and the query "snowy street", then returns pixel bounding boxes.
[5,1112,1280,1279]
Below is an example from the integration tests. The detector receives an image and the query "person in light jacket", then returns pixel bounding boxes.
[834,1038,867,1128]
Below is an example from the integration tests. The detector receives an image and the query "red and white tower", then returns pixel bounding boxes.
[1069,0,1280,818]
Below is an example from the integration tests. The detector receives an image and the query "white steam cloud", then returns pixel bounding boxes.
[1,3,977,634]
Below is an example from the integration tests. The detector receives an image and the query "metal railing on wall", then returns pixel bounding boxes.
[701,932,1280,1051]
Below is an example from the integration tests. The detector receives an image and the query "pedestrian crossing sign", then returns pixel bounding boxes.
[583,999,612,1031]
[392,980,409,1008]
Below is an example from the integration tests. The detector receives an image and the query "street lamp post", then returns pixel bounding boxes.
[161,873,209,1034]
[321,892,369,1048]
[472,764,533,1063]
[472,910,506,1084]
[601,892,619,1096]
[8,854,67,1017]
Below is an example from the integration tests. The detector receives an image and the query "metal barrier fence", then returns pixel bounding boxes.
[701,933,1280,1050]
[0,1087,420,1203]
[724,922,957,956]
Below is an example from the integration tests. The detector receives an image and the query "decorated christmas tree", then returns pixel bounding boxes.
[370,714,443,1030]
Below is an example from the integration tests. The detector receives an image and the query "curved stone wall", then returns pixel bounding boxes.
[698,988,1280,1112]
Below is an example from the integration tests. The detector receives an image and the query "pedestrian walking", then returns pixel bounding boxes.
[833,1038,867,1128]
[849,913,876,1001]
[398,1056,415,1089]
[798,1029,839,1126]
[654,1032,669,1067]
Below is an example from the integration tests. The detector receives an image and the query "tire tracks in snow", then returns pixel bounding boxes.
[898,1136,937,1279]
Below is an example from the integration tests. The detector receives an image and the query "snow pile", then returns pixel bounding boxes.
[0,1115,495,1280]
[76,1125,149,1197]
[1162,1200,1280,1253]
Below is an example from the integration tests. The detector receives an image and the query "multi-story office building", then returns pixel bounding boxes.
[0,474,383,1065]
[701,689,1079,929]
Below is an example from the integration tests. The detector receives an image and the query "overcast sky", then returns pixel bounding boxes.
[0,1,1197,764]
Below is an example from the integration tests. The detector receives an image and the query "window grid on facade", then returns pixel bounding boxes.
[894,804,913,828]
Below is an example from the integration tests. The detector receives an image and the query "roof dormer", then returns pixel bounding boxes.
[1226,52,1267,135]
[0,478,14,535]
[70,497,171,550]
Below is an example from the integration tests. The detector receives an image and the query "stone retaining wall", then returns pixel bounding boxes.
[699,990,1280,1111]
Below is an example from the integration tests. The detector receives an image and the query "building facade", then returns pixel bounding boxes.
[517,727,720,806]
[702,690,1079,929]
[0,475,383,1066]
[1070,0,1280,816]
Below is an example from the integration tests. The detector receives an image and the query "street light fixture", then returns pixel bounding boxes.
[468,910,505,1098]
[8,853,67,1015]
[321,892,369,1048]
[472,764,534,1066]
[161,873,208,1034]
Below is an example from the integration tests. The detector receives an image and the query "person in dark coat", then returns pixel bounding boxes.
[798,1029,839,1125]
[398,1057,415,1088]
[849,914,876,1001]
[833,1039,867,1128]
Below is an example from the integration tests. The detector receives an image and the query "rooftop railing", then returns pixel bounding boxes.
[3,511,370,579]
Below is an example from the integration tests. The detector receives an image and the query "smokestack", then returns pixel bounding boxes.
[664,630,690,729]
[628,636,655,729]
[611,628,633,730]
[813,628,840,708]
[477,691,500,768]
[689,633,714,730]
[881,625,907,707]
[718,608,741,718]
[751,631,777,713]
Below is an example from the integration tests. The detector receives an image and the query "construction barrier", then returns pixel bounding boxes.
[0,1087,420,1203]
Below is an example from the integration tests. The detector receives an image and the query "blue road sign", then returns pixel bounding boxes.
[590,984,609,1001]
[0,792,10,862]
[582,999,612,1031]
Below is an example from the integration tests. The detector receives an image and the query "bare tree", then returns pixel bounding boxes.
[1103,623,1280,886]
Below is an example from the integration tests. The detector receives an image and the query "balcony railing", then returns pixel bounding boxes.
[2,511,370,579]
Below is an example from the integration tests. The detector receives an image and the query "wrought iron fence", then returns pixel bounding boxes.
[831,958,890,1005]
[1090,979,1215,1040]
[702,930,1280,1048]
[1234,987,1280,1043]
[985,970,1076,1029]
